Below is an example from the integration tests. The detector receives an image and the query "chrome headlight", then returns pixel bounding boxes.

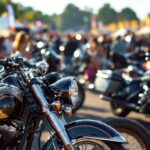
[51,77,79,106]
[36,60,49,74]
[69,79,78,106]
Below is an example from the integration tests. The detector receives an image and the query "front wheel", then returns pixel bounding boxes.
[110,102,130,117]
[43,137,126,150]
[73,138,125,150]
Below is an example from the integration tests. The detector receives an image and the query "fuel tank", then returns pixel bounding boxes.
[0,83,23,123]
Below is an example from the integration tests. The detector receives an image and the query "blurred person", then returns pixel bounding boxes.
[128,32,136,51]
[0,36,9,58]
[84,37,107,82]
[111,35,128,68]
[101,34,112,58]
[4,33,15,55]
[64,34,79,64]
[12,31,31,59]
[111,35,128,55]
[52,34,64,54]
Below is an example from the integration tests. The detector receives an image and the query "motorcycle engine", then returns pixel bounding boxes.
[0,124,20,148]
[0,75,24,123]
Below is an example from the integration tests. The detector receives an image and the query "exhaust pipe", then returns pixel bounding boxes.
[99,94,140,111]
[99,95,113,101]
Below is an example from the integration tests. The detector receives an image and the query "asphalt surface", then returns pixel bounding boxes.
[73,90,150,130]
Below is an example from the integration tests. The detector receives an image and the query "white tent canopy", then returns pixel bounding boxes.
[136,27,150,35]
[112,29,128,38]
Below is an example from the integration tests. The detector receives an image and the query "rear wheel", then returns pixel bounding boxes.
[105,118,150,150]
[110,102,130,117]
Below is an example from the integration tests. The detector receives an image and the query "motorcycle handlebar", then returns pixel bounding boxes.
[44,72,59,84]
[0,59,7,66]
[0,58,23,68]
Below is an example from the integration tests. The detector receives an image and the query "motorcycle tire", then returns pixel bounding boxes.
[72,138,126,150]
[71,81,85,113]
[43,136,126,150]
[105,117,150,150]
[110,102,130,117]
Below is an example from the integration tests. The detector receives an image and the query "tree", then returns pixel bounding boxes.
[52,14,62,30]
[119,7,138,21]
[60,3,91,31]
[0,1,7,15]
[97,3,117,25]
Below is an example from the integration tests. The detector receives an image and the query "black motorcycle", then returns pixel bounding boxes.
[30,41,86,113]
[111,48,150,71]
[12,43,85,113]
[94,69,150,117]
[0,58,126,150]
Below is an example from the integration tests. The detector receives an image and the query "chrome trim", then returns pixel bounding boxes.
[36,61,49,74]
[60,116,67,125]
[32,84,49,109]
[32,83,74,149]
[82,136,127,143]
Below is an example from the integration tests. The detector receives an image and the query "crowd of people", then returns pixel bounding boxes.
[0,29,149,82]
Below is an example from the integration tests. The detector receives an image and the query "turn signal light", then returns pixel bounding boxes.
[64,107,72,117]
[52,101,61,111]
[65,144,72,150]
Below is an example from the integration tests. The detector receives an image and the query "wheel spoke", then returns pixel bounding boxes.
[73,139,110,150]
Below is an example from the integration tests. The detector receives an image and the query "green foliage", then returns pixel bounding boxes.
[97,3,117,25]
[60,3,91,31]
[0,1,139,31]
[119,7,138,21]
[0,1,7,15]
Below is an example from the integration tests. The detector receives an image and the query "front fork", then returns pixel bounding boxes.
[32,83,74,150]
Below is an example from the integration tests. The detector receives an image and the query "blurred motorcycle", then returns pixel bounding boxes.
[94,69,150,117]
[111,47,150,72]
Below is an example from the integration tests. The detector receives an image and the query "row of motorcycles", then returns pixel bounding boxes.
[29,39,150,149]
[0,37,150,150]
[94,48,150,117]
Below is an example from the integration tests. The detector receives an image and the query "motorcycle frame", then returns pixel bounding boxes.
[16,105,42,150]
[0,59,127,150]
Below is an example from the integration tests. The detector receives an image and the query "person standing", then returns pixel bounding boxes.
[111,35,128,68]
[12,31,31,59]
[64,34,79,64]
[0,36,8,58]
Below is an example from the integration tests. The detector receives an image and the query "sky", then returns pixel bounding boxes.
[12,0,150,19]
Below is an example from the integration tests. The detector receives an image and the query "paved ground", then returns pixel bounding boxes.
[73,90,150,130]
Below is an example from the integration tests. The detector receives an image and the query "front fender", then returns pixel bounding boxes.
[66,119,126,143]
[42,119,126,150]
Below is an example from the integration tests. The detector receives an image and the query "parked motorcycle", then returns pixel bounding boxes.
[111,47,150,71]
[43,47,86,113]
[0,57,126,150]
[94,69,150,117]
[12,41,86,113]
[105,117,150,150]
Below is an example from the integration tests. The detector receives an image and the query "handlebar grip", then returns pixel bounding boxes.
[0,58,22,68]
[0,59,7,66]
[45,72,60,84]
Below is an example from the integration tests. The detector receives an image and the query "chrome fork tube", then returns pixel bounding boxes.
[32,84,74,150]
